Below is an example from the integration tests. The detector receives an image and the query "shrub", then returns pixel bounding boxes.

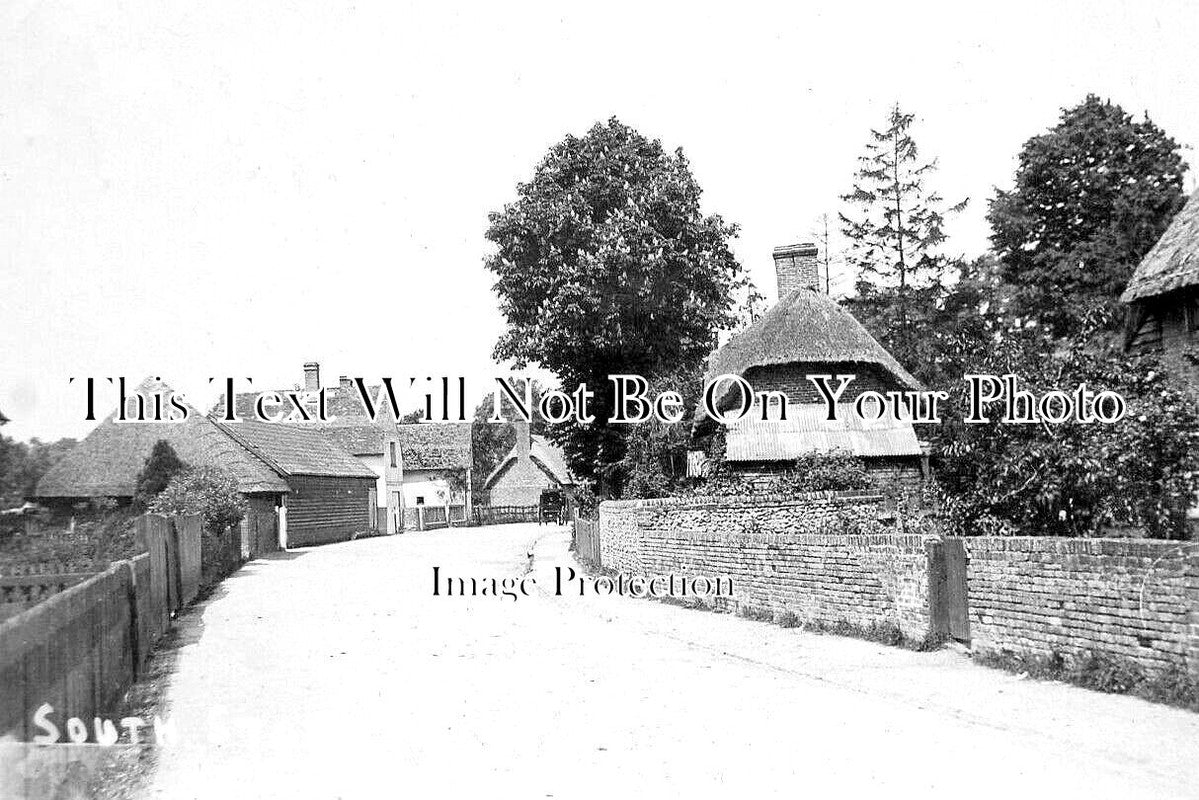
[689,450,871,498]
[134,440,187,508]
[148,466,246,534]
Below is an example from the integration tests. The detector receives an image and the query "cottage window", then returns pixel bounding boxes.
[1130,313,1162,350]
[389,441,397,468]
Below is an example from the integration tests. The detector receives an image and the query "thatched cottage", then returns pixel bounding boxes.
[693,243,927,495]
[1121,188,1199,364]
[482,421,574,507]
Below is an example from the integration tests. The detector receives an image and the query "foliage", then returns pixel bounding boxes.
[148,466,247,534]
[840,104,967,367]
[988,95,1187,337]
[399,408,425,424]
[0,507,139,570]
[975,649,1198,712]
[618,366,706,499]
[0,436,78,508]
[484,117,745,491]
[931,309,1199,539]
[134,440,187,508]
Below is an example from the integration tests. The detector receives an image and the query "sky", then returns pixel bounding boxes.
[2,0,1197,442]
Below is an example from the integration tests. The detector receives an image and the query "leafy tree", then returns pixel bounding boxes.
[618,366,705,499]
[134,440,187,507]
[485,118,745,493]
[840,104,967,366]
[988,95,1187,337]
[148,466,247,534]
[0,435,78,508]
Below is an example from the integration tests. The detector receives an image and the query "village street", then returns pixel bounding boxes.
[102,524,1199,800]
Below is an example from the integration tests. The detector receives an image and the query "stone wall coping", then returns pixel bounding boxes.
[955,537,1199,556]
[599,490,884,511]
[638,530,935,547]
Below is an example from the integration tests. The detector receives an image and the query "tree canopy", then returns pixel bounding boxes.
[988,95,1188,337]
[840,104,967,368]
[485,118,745,490]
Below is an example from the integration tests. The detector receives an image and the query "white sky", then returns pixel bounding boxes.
[2,0,1197,441]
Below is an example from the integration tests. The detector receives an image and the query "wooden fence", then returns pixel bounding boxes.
[473,505,539,526]
[572,518,601,566]
[0,514,201,742]
[0,574,93,623]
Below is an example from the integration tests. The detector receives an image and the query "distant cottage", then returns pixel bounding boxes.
[482,421,575,506]
[397,422,473,529]
[1121,188,1199,364]
[693,243,927,495]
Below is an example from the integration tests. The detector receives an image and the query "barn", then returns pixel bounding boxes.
[1121,188,1199,366]
[218,420,378,547]
[35,378,378,550]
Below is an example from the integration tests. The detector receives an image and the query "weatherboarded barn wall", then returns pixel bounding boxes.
[961,537,1199,678]
[285,475,373,547]
[598,493,934,641]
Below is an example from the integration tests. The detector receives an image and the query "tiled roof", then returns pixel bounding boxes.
[317,424,387,456]
[398,423,472,471]
[1121,188,1199,303]
[35,380,289,498]
[723,402,922,461]
[216,420,377,479]
[214,384,396,456]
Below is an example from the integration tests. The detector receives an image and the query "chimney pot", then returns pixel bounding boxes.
[303,362,321,393]
[773,243,821,298]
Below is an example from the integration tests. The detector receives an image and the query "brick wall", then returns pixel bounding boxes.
[599,492,935,640]
[962,537,1199,678]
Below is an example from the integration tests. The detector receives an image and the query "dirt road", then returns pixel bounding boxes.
[104,524,1199,799]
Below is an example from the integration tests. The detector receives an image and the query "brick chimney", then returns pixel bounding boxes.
[773,243,821,297]
[514,420,531,459]
[303,362,320,393]
[339,375,353,390]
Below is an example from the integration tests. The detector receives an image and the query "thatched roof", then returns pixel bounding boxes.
[1121,189,1199,303]
[398,423,473,471]
[35,381,289,499]
[704,289,920,400]
[483,434,575,489]
[216,420,377,479]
